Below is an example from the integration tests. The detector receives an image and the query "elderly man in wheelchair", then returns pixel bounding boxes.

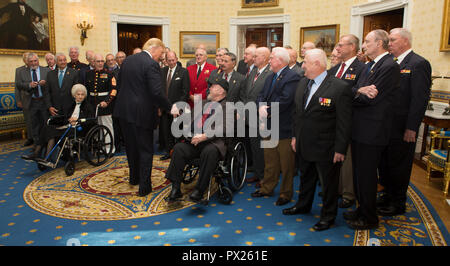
[165,78,247,205]
[21,84,114,175]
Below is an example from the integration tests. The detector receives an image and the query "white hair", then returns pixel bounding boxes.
[305,48,328,68]
[390,28,413,45]
[71,84,87,98]
[271,47,290,64]
[68,46,80,54]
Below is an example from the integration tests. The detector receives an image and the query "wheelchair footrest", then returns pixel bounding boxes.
[36,159,55,168]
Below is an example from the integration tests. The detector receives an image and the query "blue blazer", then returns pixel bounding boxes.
[256,67,301,140]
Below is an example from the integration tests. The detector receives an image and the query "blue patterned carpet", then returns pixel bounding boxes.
[0,140,448,246]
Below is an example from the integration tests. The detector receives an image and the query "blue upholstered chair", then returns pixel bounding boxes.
[427,130,450,196]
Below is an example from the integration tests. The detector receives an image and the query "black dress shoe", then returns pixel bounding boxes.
[138,185,152,197]
[282,205,310,215]
[343,210,360,221]
[23,139,33,147]
[189,189,203,202]
[346,218,378,230]
[21,153,38,162]
[313,220,334,231]
[167,182,182,201]
[275,197,290,206]
[251,190,271,198]
[377,205,405,216]
[339,198,355,208]
[376,192,391,208]
[160,154,171,161]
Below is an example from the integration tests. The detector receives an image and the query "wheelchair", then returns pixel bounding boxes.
[36,115,114,176]
[180,138,248,205]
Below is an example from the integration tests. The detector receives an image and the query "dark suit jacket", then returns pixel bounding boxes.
[293,74,352,162]
[241,66,272,126]
[113,51,170,130]
[390,51,431,139]
[44,67,79,117]
[328,58,366,88]
[226,71,246,103]
[237,59,248,76]
[15,66,51,110]
[352,53,400,146]
[161,65,190,105]
[256,66,301,140]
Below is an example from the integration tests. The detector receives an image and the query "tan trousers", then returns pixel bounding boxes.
[260,138,296,199]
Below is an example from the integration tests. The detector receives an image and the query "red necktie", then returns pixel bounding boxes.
[253,71,260,84]
[336,63,346,79]
[197,104,213,129]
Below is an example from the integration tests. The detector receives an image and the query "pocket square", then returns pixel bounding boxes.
[175,77,181,80]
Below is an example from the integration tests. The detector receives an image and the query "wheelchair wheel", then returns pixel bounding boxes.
[228,142,247,191]
[217,186,233,205]
[83,125,113,166]
[64,161,75,176]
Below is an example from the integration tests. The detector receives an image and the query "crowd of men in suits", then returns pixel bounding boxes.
[15,27,432,232]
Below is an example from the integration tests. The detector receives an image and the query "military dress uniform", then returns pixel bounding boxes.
[85,69,117,153]
[68,60,89,71]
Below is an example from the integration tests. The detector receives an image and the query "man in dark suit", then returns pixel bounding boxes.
[159,51,190,160]
[251,47,301,206]
[68,46,89,71]
[16,53,50,148]
[283,48,352,231]
[44,53,79,118]
[345,30,400,230]
[165,78,233,202]
[328,34,366,209]
[221,52,246,103]
[241,47,272,185]
[113,38,171,197]
[377,28,432,216]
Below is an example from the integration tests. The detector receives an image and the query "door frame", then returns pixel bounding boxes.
[229,14,291,58]
[110,14,170,55]
[350,0,411,41]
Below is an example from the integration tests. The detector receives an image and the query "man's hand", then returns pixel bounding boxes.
[49,107,58,116]
[99,101,108,108]
[403,129,416,143]
[358,85,378,99]
[191,134,207,146]
[333,152,345,163]
[38,80,46,86]
[29,81,38,88]
[17,101,23,108]
[291,137,296,152]
[259,105,270,119]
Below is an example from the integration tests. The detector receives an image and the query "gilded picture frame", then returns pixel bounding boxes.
[242,0,279,8]
[179,31,220,58]
[300,24,340,56]
[440,0,450,52]
[0,0,56,56]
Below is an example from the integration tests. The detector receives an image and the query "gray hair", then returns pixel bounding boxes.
[45,53,55,60]
[372,29,390,50]
[71,84,87,98]
[305,48,328,69]
[68,46,80,54]
[224,52,237,62]
[27,52,38,61]
[390,28,413,45]
[340,34,360,52]
[55,53,66,60]
[272,47,290,64]
[217,47,229,53]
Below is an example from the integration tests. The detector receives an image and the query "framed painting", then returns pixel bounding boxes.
[440,0,450,52]
[179,31,220,58]
[242,0,279,8]
[300,24,340,56]
[0,0,55,56]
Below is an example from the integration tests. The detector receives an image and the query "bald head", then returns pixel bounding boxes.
[93,54,105,71]
[254,47,270,69]
[301,41,316,58]
[286,48,298,67]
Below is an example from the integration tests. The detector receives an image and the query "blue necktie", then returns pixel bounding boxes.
[365,61,375,76]
[58,70,64,88]
[32,69,41,98]
[270,74,278,92]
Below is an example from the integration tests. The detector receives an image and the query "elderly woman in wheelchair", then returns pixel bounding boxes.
[21,84,114,175]
[165,78,247,205]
